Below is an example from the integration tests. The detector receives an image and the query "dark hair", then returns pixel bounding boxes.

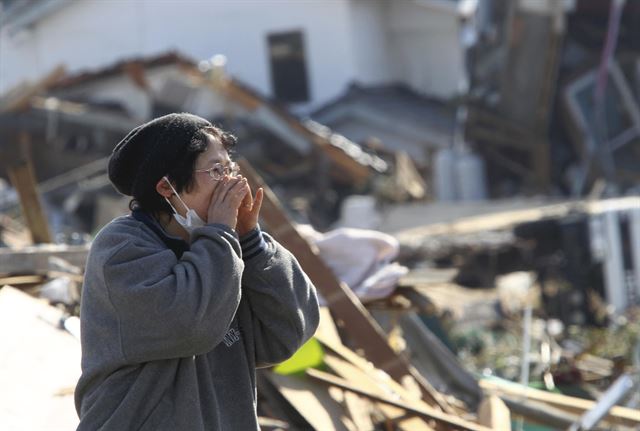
[129,125,237,215]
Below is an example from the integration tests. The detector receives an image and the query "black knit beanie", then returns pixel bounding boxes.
[108,113,212,197]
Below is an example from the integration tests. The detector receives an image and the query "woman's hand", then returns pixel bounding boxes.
[236,184,263,237]
[207,175,249,230]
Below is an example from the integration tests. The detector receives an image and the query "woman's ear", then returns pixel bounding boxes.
[155,177,173,198]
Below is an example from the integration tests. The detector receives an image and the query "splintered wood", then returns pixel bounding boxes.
[238,158,452,415]
[238,158,515,429]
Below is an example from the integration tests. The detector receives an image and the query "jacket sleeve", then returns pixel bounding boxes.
[238,227,320,367]
[100,223,244,363]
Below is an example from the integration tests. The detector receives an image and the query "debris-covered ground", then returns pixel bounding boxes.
[2,192,640,430]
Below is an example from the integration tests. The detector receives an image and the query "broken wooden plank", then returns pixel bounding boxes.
[316,306,343,347]
[317,331,443,431]
[0,274,47,287]
[264,371,352,431]
[495,393,579,429]
[343,391,375,431]
[323,352,433,431]
[257,416,290,431]
[0,214,31,248]
[377,151,427,202]
[256,370,313,429]
[313,139,373,187]
[47,257,85,283]
[477,395,511,431]
[480,378,640,428]
[238,158,451,413]
[37,156,109,194]
[315,327,440,411]
[398,312,482,407]
[393,151,426,201]
[307,369,491,431]
[6,134,52,244]
[398,268,459,287]
[0,243,89,276]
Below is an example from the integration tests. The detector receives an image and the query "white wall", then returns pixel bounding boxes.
[0,0,359,109]
[332,0,470,99]
[0,0,469,106]
[346,0,394,85]
[387,0,468,98]
[344,0,469,97]
[0,0,143,91]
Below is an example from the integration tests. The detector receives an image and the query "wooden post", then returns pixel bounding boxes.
[5,133,52,244]
[237,158,452,414]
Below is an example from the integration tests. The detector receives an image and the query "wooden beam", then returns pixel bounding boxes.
[0,275,47,287]
[256,370,313,429]
[237,158,452,414]
[480,379,640,428]
[0,243,89,276]
[316,331,426,405]
[315,306,343,347]
[323,351,433,431]
[310,137,372,187]
[495,393,578,429]
[307,369,491,431]
[342,390,375,431]
[6,134,52,244]
[264,372,352,431]
[477,395,511,431]
[398,312,482,405]
[37,156,109,194]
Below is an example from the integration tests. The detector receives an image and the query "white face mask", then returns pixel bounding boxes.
[163,177,206,233]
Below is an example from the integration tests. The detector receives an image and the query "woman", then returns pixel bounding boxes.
[75,113,319,430]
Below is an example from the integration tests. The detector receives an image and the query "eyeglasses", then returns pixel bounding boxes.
[195,161,240,180]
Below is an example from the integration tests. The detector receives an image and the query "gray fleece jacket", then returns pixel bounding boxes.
[75,213,319,430]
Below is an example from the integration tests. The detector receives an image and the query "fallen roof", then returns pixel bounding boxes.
[312,83,456,152]
[48,51,196,91]
[40,51,386,185]
[212,75,388,174]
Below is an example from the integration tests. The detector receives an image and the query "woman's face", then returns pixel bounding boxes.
[179,133,233,222]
